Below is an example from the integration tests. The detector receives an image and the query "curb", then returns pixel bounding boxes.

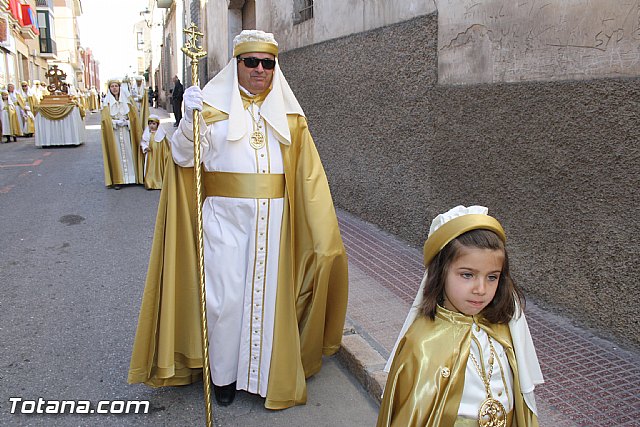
[335,322,388,405]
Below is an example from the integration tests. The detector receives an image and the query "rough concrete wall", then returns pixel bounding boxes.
[438,0,640,83]
[279,14,640,348]
[203,0,232,77]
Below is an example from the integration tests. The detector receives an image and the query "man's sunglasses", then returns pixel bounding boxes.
[237,57,276,70]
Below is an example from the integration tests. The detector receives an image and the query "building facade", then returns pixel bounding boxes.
[80,46,98,89]
[0,0,93,91]
[49,0,83,89]
[0,0,47,87]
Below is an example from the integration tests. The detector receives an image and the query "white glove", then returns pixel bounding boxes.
[183,85,203,123]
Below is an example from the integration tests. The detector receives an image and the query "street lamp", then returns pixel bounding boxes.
[140,7,152,28]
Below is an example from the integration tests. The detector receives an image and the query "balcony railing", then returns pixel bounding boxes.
[36,0,53,9]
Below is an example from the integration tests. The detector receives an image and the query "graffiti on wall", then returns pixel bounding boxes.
[438,0,640,83]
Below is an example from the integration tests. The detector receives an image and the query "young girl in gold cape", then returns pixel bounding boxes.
[377,205,543,427]
[140,115,169,190]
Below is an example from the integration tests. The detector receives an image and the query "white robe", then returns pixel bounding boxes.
[8,92,25,131]
[171,101,282,396]
[105,98,136,184]
[1,103,11,136]
[131,84,145,118]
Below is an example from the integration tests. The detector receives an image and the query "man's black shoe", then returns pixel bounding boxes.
[213,382,236,406]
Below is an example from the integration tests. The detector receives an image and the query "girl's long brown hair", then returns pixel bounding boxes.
[419,229,524,323]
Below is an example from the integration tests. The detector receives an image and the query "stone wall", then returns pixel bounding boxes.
[279,14,640,348]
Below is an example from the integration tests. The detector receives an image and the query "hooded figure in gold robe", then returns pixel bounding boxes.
[128,30,348,410]
[378,206,544,427]
[131,76,150,127]
[100,79,143,188]
[1,90,23,142]
[140,114,169,190]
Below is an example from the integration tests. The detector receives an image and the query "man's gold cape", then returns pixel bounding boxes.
[128,111,349,410]
[377,308,539,427]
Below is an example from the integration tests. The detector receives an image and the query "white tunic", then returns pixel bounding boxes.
[131,85,144,119]
[0,105,11,136]
[172,101,282,396]
[458,322,515,419]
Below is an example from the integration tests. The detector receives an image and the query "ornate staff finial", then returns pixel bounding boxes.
[182,24,207,85]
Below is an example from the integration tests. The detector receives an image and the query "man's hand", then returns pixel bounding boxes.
[183,86,203,123]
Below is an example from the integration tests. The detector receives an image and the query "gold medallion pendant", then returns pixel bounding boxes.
[478,398,507,427]
[250,130,265,150]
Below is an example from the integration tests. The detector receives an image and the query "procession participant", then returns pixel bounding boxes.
[378,205,544,427]
[7,83,26,135]
[99,78,143,189]
[39,81,50,96]
[19,81,37,110]
[31,80,42,103]
[125,77,137,102]
[1,89,22,142]
[22,105,35,137]
[128,30,349,410]
[139,114,169,190]
[131,76,150,125]
[88,86,100,111]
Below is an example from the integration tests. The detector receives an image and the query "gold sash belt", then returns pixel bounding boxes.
[203,171,285,199]
[454,411,513,427]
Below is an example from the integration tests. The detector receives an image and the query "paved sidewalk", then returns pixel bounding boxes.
[154,107,640,426]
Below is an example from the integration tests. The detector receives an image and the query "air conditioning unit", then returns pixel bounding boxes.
[157,0,173,8]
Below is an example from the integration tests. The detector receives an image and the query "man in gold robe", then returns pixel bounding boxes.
[131,76,150,126]
[128,30,348,410]
[19,81,38,111]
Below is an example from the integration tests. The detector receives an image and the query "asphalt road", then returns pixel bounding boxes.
[0,111,379,426]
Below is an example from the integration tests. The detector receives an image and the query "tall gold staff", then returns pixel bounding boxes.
[181,23,212,427]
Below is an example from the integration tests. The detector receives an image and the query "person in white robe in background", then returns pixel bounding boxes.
[99,79,142,188]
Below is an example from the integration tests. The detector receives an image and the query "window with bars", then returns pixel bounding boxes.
[293,0,313,25]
